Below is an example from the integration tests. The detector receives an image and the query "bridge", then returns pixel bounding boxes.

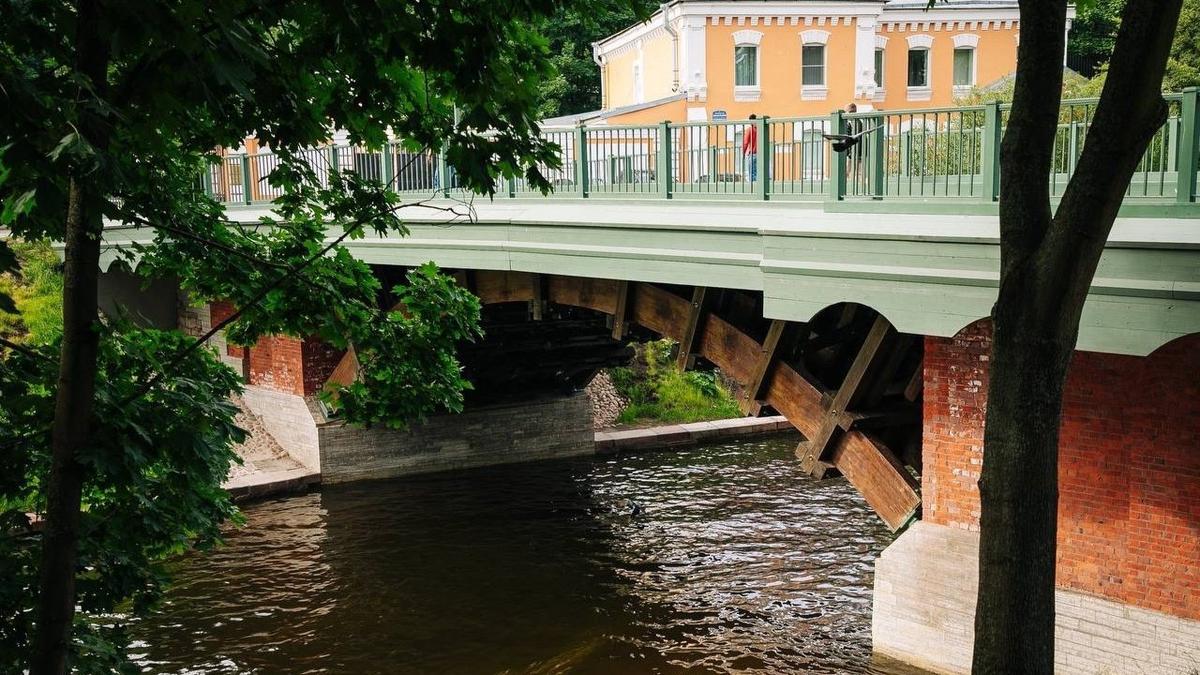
[97,93,1200,675]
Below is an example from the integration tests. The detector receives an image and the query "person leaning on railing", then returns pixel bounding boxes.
[843,102,866,189]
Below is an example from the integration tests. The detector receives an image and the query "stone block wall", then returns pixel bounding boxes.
[317,393,595,483]
[239,385,321,471]
[874,522,1200,675]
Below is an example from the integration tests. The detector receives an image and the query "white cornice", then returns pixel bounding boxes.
[596,1,882,56]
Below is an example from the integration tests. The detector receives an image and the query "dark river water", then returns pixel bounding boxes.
[131,437,902,674]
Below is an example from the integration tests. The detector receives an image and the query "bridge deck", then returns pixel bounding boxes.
[103,198,1200,356]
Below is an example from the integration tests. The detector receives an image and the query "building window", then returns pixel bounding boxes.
[953,48,975,89]
[905,34,933,101]
[735,45,758,87]
[907,48,928,87]
[799,30,830,101]
[874,48,885,89]
[732,29,763,101]
[802,45,825,86]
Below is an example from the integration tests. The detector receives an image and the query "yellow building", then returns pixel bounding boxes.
[568,0,1074,126]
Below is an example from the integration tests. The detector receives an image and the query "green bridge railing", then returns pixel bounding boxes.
[206,88,1200,213]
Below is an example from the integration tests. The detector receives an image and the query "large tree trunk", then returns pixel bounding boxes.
[972,0,1183,671]
[30,1,110,672]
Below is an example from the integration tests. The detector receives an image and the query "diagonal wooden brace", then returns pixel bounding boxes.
[740,319,787,415]
[675,286,708,370]
[796,315,892,477]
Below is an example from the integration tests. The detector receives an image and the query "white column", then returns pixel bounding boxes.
[854,16,879,101]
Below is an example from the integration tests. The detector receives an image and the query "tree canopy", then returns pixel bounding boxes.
[535,0,645,118]
[0,0,629,670]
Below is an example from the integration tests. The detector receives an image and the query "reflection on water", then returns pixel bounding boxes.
[132,437,899,674]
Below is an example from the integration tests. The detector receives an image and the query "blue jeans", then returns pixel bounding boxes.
[745,152,757,182]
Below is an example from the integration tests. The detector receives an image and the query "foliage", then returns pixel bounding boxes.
[0,0,623,669]
[535,0,647,118]
[609,340,742,425]
[1063,0,1200,89]
[0,326,245,671]
[1067,0,1126,69]
[0,239,63,345]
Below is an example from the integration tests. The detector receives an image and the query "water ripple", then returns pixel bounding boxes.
[133,437,903,674]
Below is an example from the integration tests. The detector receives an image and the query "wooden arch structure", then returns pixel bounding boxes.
[329,269,923,531]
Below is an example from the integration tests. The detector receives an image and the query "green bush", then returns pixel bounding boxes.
[609,339,742,425]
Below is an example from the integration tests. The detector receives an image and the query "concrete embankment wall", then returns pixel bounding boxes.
[316,393,596,483]
[874,319,1200,674]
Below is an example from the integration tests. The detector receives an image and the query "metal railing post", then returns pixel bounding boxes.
[870,113,886,198]
[658,121,673,199]
[830,110,846,201]
[240,155,253,205]
[437,146,450,197]
[576,124,589,198]
[326,145,339,189]
[757,116,770,200]
[980,101,1001,202]
[201,163,214,199]
[1176,87,1198,204]
[382,144,395,190]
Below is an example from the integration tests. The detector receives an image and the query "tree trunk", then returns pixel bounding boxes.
[972,0,1183,671]
[30,1,109,672]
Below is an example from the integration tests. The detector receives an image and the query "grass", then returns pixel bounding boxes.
[0,238,64,345]
[608,339,742,425]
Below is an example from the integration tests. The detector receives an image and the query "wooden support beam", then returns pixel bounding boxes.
[675,286,708,370]
[530,273,546,320]
[863,333,915,407]
[797,315,892,477]
[740,319,787,415]
[611,280,631,340]
[903,357,924,402]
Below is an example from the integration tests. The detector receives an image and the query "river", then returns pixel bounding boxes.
[131,436,903,674]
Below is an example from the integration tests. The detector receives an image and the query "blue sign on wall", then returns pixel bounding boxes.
[712,110,728,122]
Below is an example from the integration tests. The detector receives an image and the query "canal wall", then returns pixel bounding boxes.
[874,320,1200,674]
[315,392,595,483]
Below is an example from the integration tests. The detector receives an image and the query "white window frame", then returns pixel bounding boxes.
[905,34,933,101]
[733,30,763,101]
[951,34,980,96]
[799,30,830,101]
[873,34,888,101]
[632,61,644,104]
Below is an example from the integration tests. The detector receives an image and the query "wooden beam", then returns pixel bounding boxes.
[530,273,545,320]
[674,286,708,370]
[903,357,924,402]
[797,314,892,476]
[740,319,787,415]
[863,334,915,407]
[611,280,631,340]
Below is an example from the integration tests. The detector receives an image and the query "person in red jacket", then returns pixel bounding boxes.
[742,114,759,182]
